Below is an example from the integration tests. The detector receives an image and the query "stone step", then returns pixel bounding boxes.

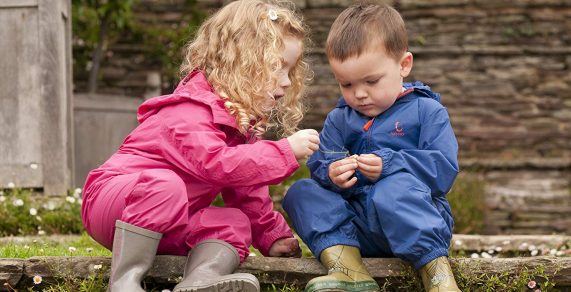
[2,234,569,253]
[450,234,571,254]
[1,256,570,291]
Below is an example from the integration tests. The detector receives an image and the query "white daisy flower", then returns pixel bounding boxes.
[43,201,57,210]
[550,249,558,256]
[531,250,539,256]
[33,275,42,284]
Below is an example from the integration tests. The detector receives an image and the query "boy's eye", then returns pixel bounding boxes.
[340,83,351,88]
[366,79,380,85]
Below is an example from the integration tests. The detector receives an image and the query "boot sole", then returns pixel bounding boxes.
[173,276,260,292]
[313,290,379,292]
[305,280,380,292]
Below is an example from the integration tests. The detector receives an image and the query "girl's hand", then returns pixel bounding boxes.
[268,237,301,257]
[286,129,320,160]
[357,154,383,182]
[328,156,358,189]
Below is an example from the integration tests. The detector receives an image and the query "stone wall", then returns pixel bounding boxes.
[74,0,571,162]
[72,0,571,234]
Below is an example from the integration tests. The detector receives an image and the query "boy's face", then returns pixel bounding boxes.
[329,48,413,117]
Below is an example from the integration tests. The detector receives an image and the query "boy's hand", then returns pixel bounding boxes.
[328,156,358,189]
[357,154,383,182]
[286,129,320,160]
[268,237,301,257]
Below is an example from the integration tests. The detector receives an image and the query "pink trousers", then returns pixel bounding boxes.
[82,169,253,261]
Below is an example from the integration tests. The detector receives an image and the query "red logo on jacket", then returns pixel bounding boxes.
[390,121,405,136]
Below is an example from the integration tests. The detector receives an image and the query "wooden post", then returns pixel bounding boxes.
[0,0,73,196]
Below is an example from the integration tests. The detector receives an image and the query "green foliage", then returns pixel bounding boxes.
[448,173,487,234]
[72,0,136,40]
[72,0,206,92]
[72,0,137,80]
[0,188,84,236]
[130,0,206,88]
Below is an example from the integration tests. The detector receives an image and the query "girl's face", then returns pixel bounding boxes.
[265,36,302,108]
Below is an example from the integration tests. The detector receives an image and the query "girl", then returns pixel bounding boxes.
[81,1,319,291]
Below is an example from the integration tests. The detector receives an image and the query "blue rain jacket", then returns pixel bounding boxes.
[308,81,459,197]
[283,82,459,269]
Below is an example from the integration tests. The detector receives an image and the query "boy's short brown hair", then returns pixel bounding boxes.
[326,2,408,62]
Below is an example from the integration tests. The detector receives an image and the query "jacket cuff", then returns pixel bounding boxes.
[276,138,300,171]
[255,221,294,256]
[374,148,394,178]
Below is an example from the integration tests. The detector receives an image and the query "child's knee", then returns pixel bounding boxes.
[283,178,321,208]
[286,178,322,198]
[132,169,187,203]
[123,169,188,229]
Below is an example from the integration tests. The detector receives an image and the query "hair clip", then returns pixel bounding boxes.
[268,9,278,21]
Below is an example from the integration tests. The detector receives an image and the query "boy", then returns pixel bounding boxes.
[283,2,461,292]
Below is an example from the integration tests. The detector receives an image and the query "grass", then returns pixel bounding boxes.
[0,232,110,258]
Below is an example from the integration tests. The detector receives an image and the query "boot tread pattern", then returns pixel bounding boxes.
[174,279,259,292]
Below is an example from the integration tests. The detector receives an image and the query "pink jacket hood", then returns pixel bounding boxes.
[137,70,237,130]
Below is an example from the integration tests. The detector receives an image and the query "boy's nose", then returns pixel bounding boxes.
[354,88,367,99]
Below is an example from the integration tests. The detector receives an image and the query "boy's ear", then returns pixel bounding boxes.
[399,52,413,78]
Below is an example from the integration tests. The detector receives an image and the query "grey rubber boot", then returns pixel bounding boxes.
[173,239,260,292]
[107,220,162,292]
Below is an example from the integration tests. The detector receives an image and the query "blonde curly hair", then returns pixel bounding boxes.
[181,0,310,138]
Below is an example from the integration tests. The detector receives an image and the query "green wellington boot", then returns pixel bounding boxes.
[419,257,461,292]
[305,245,380,292]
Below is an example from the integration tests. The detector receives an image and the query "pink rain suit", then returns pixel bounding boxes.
[81,71,299,261]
